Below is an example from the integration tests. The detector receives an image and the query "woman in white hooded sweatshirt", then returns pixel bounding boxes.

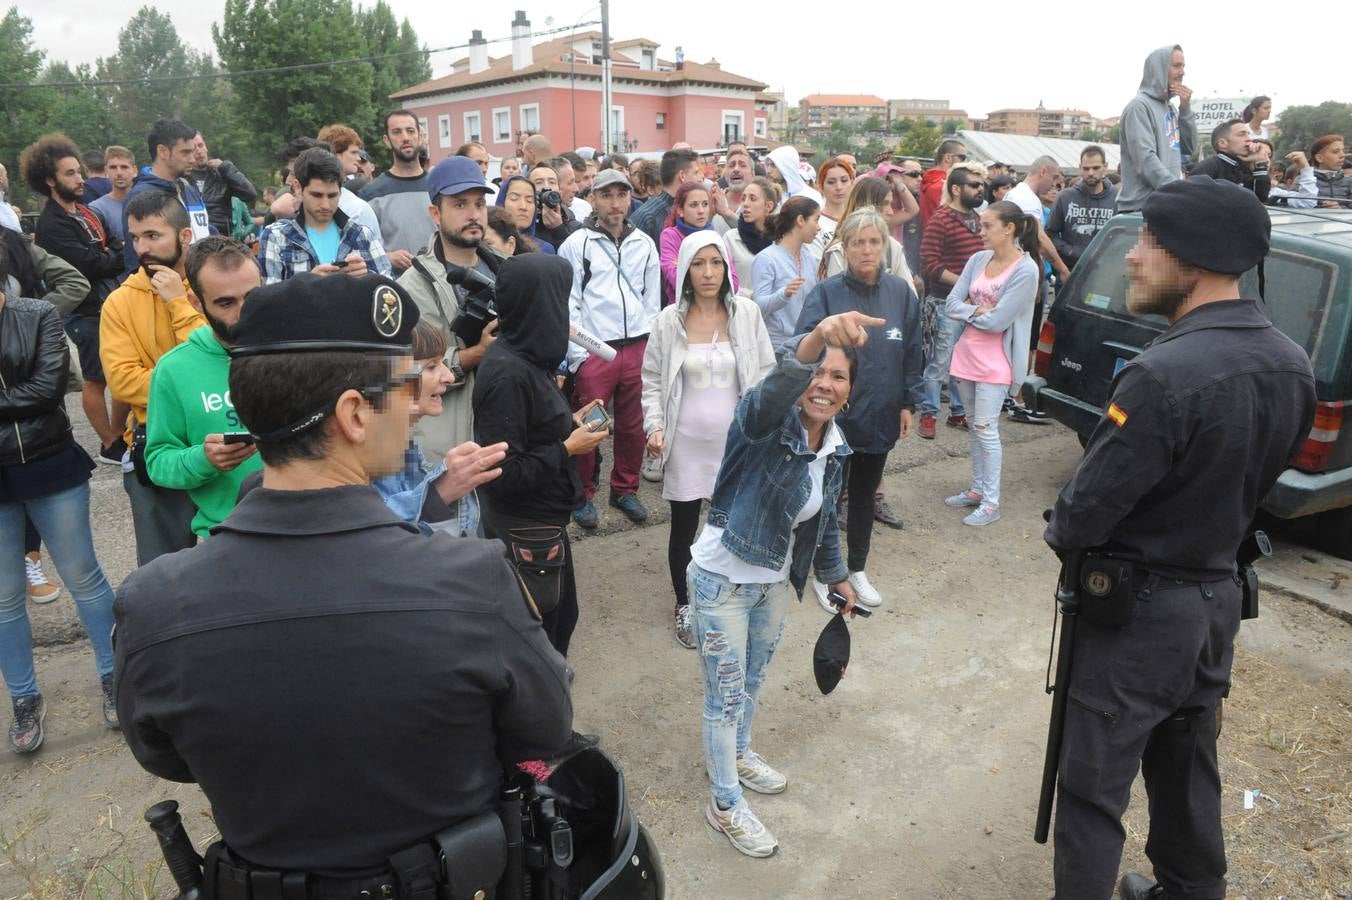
[764,146,824,208]
[642,230,776,648]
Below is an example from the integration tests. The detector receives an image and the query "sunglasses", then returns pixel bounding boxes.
[359,365,424,405]
[953,154,968,162]
[901,170,922,177]
[960,181,987,190]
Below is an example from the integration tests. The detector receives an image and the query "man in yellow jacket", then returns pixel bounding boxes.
[100,191,206,564]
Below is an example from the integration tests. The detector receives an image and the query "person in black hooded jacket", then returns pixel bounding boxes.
[472,253,609,656]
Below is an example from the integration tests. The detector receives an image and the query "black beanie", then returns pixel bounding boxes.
[1141,176,1270,274]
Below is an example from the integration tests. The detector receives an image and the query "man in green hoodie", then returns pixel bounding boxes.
[144,237,262,537]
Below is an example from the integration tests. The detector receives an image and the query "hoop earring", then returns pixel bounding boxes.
[841,401,851,414]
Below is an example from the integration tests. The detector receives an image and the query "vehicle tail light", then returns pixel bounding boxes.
[1033,320,1056,377]
[1292,400,1344,473]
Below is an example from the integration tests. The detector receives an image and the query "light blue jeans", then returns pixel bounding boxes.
[954,379,1007,508]
[0,481,117,699]
[688,562,791,807]
[922,298,967,418]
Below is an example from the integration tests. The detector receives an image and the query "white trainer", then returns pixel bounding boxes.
[848,570,882,608]
[811,579,837,614]
[737,750,787,794]
[705,797,778,858]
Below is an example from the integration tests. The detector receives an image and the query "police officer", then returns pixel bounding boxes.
[1044,176,1315,900]
[113,272,573,892]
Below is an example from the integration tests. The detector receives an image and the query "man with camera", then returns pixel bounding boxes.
[397,156,501,456]
[1042,177,1315,900]
[115,271,573,892]
[529,159,583,252]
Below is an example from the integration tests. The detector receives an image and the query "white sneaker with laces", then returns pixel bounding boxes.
[848,570,882,608]
[641,456,663,483]
[811,579,837,614]
[737,750,787,794]
[25,555,60,604]
[705,797,778,858]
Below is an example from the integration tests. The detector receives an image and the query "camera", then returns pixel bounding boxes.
[446,263,498,346]
[538,188,562,210]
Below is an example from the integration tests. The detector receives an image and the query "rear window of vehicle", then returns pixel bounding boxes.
[1069,226,1337,357]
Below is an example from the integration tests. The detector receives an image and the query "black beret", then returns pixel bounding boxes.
[1142,176,1270,274]
[230,272,420,357]
[813,614,851,695]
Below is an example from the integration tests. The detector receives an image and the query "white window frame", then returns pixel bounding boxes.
[754,117,767,138]
[519,103,540,134]
[608,105,624,141]
[463,111,482,144]
[437,115,451,149]
[417,116,429,143]
[655,111,666,131]
[721,109,745,145]
[492,106,511,144]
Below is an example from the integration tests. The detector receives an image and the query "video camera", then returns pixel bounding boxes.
[446,263,498,346]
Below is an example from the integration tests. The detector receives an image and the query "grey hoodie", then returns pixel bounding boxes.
[1117,45,1197,213]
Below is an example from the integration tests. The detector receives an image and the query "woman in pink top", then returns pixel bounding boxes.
[660,182,739,307]
[942,201,1042,526]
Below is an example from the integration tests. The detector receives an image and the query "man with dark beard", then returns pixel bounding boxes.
[1043,177,1315,900]
[23,134,129,463]
[397,156,500,457]
[99,191,206,564]
[360,109,435,274]
[144,237,262,538]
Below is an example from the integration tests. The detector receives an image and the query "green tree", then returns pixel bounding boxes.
[861,114,883,133]
[0,6,46,168]
[1078,127,1105,142]
[359,0,429,167]
[96,7,195,146]
[1274,102,1352,156]
[35,62,117,158]
[893,117,943,160]
[213,0,374,159]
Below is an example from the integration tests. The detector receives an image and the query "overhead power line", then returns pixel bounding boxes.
[0,20,601,90]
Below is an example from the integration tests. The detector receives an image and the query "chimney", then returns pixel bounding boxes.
[469,29,488,73]
[511,11,531,71]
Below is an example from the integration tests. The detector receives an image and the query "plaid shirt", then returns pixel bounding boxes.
[258,209,390,284]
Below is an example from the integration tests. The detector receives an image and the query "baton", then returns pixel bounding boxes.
[144,801,204,899]
[1034,550,1083,844]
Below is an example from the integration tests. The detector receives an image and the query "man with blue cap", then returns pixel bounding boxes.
[113,270,572,889]
[398,154,503,457]
[1043,176,1316,898]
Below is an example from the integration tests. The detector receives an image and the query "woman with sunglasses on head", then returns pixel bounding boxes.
[373,319,507,536]
[942,201,1041,527]
[690,309,872,859]
[723,177,780,303]
[642,231,775,649]
[793,208,924,610]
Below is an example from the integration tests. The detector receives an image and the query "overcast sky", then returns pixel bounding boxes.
[18,1,1330,122]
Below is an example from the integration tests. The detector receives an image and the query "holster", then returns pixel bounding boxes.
[1236,529,1271,621]
[505,526,567,616]
[1239,565,1260,620]
[1076,553,1137,628]
[432,809,507,900]
[130,423,153,487]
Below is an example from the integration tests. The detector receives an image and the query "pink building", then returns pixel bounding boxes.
[391,11,768,161]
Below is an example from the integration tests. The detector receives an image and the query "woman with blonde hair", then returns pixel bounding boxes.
[816,176,915,285]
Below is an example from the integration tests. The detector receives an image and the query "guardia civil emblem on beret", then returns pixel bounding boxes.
[373,285,402,338]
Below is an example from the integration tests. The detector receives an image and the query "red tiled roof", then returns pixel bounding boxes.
[801,94,887,108]
[393,34,766,99]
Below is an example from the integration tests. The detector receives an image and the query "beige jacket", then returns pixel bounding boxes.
[819,234,914,284]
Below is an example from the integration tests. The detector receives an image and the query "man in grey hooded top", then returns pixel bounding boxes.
[1117,45,1197,213]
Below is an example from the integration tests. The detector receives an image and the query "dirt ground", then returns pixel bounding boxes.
[3,422,1350,899]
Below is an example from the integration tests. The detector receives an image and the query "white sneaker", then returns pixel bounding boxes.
[811,579,836,614]
[848,571,882,608]
[737,750,787,794]
[641,456,663,483]
[706,797,778,858]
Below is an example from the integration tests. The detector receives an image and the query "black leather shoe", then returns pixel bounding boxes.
[1119,872,1168,900]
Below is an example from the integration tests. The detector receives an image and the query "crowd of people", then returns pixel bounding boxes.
[0,40,1338,896]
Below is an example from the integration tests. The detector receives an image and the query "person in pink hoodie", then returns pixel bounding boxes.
[659,181,739,306]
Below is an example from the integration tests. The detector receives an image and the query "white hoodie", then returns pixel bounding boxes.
[767,146,824,206]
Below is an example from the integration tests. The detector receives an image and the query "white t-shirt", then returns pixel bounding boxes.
[691,421,844,584]
[1004,181,1044,222]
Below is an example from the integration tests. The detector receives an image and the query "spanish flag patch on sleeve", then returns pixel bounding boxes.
[1106,403,1128,427]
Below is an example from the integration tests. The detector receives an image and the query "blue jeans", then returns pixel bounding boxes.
[954,379,1006,508]
[0,482,117,699]
[688,562,791,807]
[921,298,967,418]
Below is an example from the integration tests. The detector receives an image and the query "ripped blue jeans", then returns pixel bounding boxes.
[688,562,791,807]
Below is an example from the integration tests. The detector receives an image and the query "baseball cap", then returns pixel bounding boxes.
[427,156,491,201]
[591,169,632,193]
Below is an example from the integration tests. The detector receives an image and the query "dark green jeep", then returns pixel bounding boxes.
[1021,208,1352,554]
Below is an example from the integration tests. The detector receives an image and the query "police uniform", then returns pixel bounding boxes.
[113,273,573,882]
[1044,178,1315,900]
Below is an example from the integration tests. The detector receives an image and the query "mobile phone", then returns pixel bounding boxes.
[581,404,612,433]
[829,591,871,617]
[331,258,350,268]
[222,432,256,445]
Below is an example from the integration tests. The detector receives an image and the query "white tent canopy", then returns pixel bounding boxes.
[953,130,1121,175]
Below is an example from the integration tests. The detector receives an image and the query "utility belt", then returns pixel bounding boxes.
[201,809,505,900]
[603,334,647,350]
[1073,535,1269,628]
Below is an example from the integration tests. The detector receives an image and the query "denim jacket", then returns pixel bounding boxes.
[372,443,481,537]
[706,352,852,598]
